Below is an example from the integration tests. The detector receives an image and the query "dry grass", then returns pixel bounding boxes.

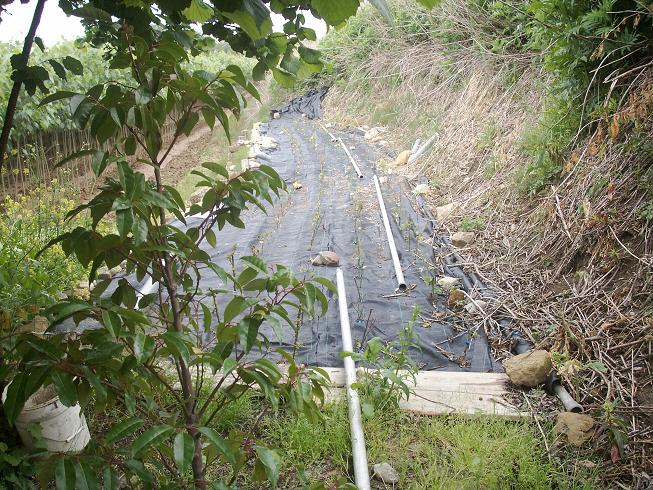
[321,1,653,484]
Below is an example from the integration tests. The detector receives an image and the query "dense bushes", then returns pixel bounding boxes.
[320,0,653,193]
[0,40,255,138]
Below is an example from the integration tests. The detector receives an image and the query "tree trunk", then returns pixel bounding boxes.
[0,0,47,172]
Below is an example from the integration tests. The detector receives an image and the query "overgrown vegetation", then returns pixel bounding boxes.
[315,0,653,485]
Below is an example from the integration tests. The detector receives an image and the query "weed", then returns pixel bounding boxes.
[477,121,498,151]
[460,216,485,232]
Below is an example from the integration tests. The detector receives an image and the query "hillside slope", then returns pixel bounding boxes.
[312,0,653,485]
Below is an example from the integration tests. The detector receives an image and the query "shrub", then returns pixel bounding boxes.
[0,181,88,325]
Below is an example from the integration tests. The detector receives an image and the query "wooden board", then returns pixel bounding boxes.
[321,368,524,418]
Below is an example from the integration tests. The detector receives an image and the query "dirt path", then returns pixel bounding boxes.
[139,123,213,183]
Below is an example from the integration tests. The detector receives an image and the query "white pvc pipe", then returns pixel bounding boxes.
[338,138,364,179]
[411,138,421,155]
[336,268,371,490]
[318,123,363,177]
[553,384,583,413]
[408,133,438,164]
[372,175,407,292]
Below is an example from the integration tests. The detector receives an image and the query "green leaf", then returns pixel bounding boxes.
[75,460,99,490]
[103,466,120,490]
[55,458,75,490]
[174,432,194,473]
[162,331,192,366]
[197,427,238,465]
[272,68,295,88]
[4,369,49,425]
[298,45,322,65]
[130,425,174,457]
[240,256,267,275]
[183,0,214,22]
[51,372,77,407]
[311,0,359,25]
[39,90,77,106]
[34,36,45,52]
[54,148,95,169]
[223,0,273,40]
[91,151,109,176]
[255,445,281,486]
[105,417,144,445]
[133,332,154,363]
[415,0,440,6]
[62,56,84,75]
[224,296,258,323]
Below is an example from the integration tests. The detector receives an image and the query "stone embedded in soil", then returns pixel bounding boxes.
[311,251,339,267]
[273,112,280,119]
[292,181,303,190]
[364,127,381,140]
[464,300,488,314]
[554,412,596,446]
[437,276,460,290]
[436,202,459,222]
[451,231,476,247]
[503,350,552,388]
[448,288,465,308]
[395,150,411,166]
[373,462,399,484]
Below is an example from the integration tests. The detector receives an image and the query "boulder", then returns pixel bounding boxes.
[503,350,552,387]
[395,150,411,166]
[437,276,460,291]
[554,412,595,446]
[447,289,465,308]
[451,231,475,247]
[372,463,399,484]
[436,202,459,222]
[311,251,339,267]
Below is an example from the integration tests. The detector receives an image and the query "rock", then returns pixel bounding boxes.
[395,150,411,166]
[373,463,399,484]
[435,202,459,222]
[248,161,261,169]
[292,181,303,190]
[503,350,552,387]
[190,188,206,204]
[364,128,379,140]
[260,136,278,150]
[451,231,476,247]
[413,183,429,195]
[362,125,370,131]
[554,412,595,446]
[437,276,460,291]
[273,112,280,119]
[311,251,339,267]
[464,300,488,314]
[448,289,465,308]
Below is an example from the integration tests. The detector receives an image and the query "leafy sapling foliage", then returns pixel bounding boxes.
[0,0,420,488]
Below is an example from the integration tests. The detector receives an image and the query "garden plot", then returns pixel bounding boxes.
[58,109,505,372]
